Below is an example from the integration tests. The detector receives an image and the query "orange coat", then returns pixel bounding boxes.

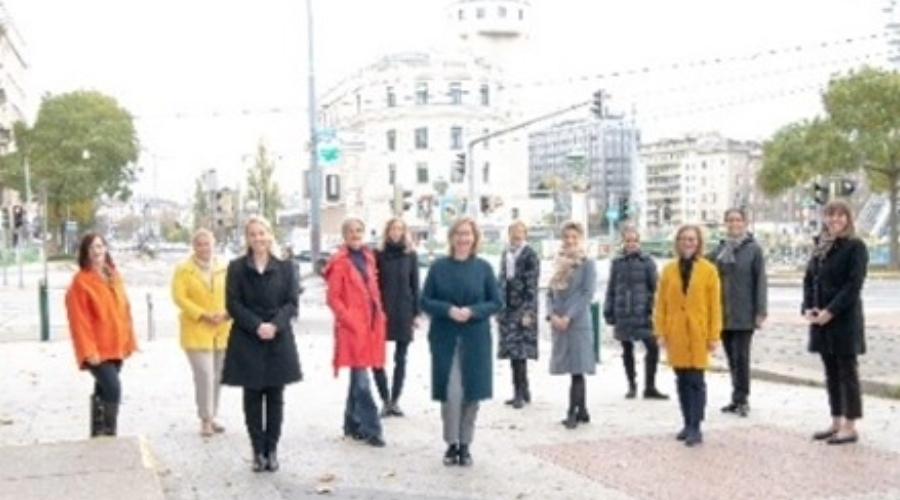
[66,268,138,369]
[653,258,722,369]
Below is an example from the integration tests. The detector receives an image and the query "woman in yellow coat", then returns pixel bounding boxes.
[172,228,231,436]
[654,225,722,447]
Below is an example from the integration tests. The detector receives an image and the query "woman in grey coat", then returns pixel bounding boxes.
[547,221,597,429]
[709,208,767,417]
[603,226,668,400]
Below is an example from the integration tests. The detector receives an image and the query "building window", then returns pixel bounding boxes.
[451,160,464,183]
[483,162,490,184]
[477,7,485,18]
[415,127,428,149]
[480,84,490,106]
[499,6,507,17]
[417,162,429,184]
[449,82,463,105]
[388,164,396,185]
[386,129,396,151]
[386,86,396,107]
[415,82,429,105]
[451,126,463,150]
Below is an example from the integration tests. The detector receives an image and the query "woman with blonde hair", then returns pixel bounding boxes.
[804,200,868,445]
[547,221,597,429]
[222,216,302,472]
[373,217,420,417]
[654,225,721,447]
[172,228,231,437]
[421,217,502,466]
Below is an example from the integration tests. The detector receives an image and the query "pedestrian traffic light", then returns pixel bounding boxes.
[591,89,605,119]
[839,179,856,197]
[453,153,466,181]
[812,182,829,205]
[619,197,630,218]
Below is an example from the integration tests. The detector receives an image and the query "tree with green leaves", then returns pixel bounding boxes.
[0,91,139,244]
[758,66,900,268]
[245,140,282,226]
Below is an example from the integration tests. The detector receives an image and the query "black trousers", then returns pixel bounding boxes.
[568,374,586,413]
[243,386,285,456]
[621,338,660,388]
[722,330,753,405]
[675,369,706,430]
[89,361,123,403]
[373,340,410,404]
[821,353,863,420]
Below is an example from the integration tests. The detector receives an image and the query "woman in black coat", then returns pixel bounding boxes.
[803,200,868,446]
[373,217,420,417]
[223,216,302,472]
[497,220,540,409]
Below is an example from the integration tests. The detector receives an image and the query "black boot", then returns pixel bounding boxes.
[266,450,279,472]
[521,363,531,404]
[90,395,105,438]
[458,444,473,466]
[625,382,637,399]
[562,408,579,429]
[643,350,669,400]
[623,342,637,399]
[252,453,267,472]
[443,444,459,466]
[101,401,119,437]
[504,360,519,406]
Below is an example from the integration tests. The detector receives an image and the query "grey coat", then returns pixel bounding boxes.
[603,252,657,341]
[547,258,597,375]
[709,235,768,332]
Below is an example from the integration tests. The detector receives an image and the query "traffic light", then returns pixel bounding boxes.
[591,89,605,119]
[812,182,829,205]
[453,153,466,181]
[402,190,413,212]
[662,198,673,223]
[12,205,24,229]
[480,195,490,214]
[619,197,630,218]
[839,179,856,197]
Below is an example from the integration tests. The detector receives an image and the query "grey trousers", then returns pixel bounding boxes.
[442,343,480,445]
[186,350,225,421]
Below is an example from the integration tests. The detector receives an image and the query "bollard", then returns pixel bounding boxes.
[146,292,155,341]
[39,278,50,341]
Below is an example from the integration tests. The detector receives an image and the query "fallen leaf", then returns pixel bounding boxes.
[315,485,333,495]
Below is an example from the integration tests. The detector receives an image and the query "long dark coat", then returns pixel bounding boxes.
[222,255,302,389]
[421,256,502,402]
[497,245,540,360]
[603,251,657,341]
[376,244,420,343]
[709,235,768,331]
[803,237,868,356]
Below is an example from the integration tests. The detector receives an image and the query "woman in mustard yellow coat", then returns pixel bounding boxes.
[172,228,231,436]
[654,225,722,447]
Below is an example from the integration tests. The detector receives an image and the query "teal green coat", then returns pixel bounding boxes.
[421,256,503,402]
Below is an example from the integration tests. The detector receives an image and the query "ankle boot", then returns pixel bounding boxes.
[101,401,119,436]
[562,408,579,429]
[625,381,637,399]
[90,395,105,438]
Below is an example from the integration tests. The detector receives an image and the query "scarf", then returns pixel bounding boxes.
[812,232,837,261]
[716,233,750,265]
[549,245,587,291]
[192,256,215,288]
[383,240,407,257]
[504,243,525,280]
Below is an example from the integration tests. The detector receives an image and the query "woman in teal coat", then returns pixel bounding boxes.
[421,217,502,468]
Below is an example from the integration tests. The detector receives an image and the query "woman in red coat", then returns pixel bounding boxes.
[325,217,388,447]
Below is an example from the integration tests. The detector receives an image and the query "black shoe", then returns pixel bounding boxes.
[458,444,473,467]
[721,403,739,414]
[512,395,525,410]
[89,395,105,438]
[252,453,267,473]
[676,427,689,441]
[365,435,386,448]
[101,401,119,436]
[643,388,670,400]
[625,385,637,399]
[522,385,531,404]
[504,397,516,406]
[812,429,838,441]
[388,402,405,417]
[684,428,703,447]
[443,444,459,466]
[736,403,750,417]
[265,452,279,472]
[380,405,392,418]
[827,433,858,445]
[576,409,590,424]
[562,410,579,429]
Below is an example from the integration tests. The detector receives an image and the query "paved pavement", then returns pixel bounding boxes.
[1,332,900,500]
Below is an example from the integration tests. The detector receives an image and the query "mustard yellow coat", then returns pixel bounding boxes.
[171,258,231,350]
[653,258,722,369]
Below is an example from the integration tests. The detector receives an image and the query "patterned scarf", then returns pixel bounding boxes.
[504,243,525,280]
[716,233,749,265]
[549,245,587,291]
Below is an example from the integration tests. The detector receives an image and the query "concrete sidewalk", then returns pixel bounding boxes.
[2,335,900,499]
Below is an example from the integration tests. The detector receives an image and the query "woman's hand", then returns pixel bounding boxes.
[803,308,820,323]
[86,354,101,366]
[656,337,666,349]
[707,340,720,352]
[813,309,834,326]
[257,323,277,340]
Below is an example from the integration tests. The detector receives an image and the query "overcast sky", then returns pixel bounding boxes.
[3,0,886,203]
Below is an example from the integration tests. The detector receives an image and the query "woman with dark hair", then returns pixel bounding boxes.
[222,215,302,472]
[804,200,868,445]
[497,220,540,409]
[66,233,138,437]
[709,208,767,417]
[422,217,502,466]
[548,221,597,429]
[373,217,420,417]
[654,225,721,447]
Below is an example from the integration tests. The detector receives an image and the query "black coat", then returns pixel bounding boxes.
[497,245,540,360]
[802,237,868,356]
[603,252,657,341]
[376,244,420,343]
[222,255,303,389]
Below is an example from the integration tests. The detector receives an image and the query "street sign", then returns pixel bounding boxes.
[316,128,342,167]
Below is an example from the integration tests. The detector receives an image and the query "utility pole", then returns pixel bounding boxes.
[306,0,322,263]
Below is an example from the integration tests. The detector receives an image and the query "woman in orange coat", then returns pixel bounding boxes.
[324,217,388,447]
[654,225,721,447]
[66,233,138,437]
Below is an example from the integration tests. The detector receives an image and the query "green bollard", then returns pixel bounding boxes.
[39,278,50,341]
[590,301,602,364]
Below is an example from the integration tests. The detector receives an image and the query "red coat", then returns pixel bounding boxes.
[325,247,387,375]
